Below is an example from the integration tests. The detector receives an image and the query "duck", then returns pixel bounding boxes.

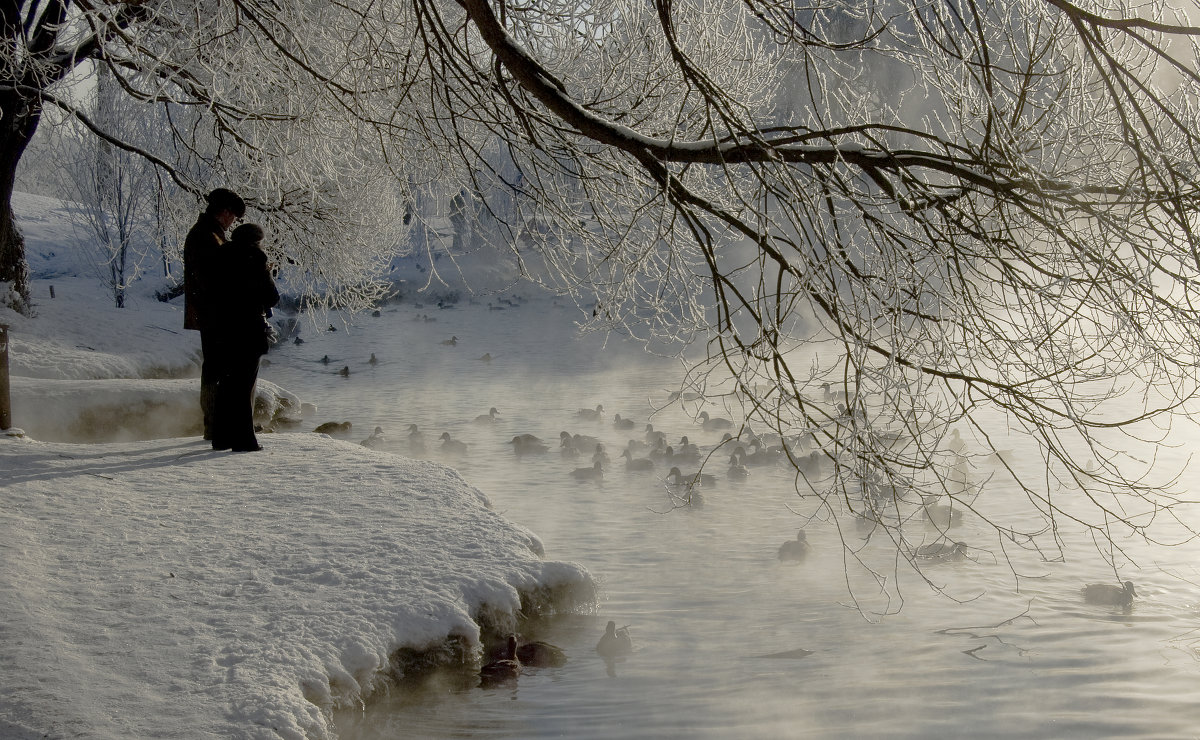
[474,407,500,424]
[1083,580,1137,606]
[914,541,966,561]
[621,448,655,471]
[515,638,567,668]
[510,434,549,454]
[406,423,426,451]
[479,635,521,685]
[644,424,667,445]
[477,352,492,362]
[777,530,811,561]
[560,431,601,455]
[293,336,304,345]
[591,444,611,465]
[439,432,468,455]
[576,404,605,421]
[313,421,352,435]
[571,460,604,481]
[698,410,734,432]
[613,413,636,431]
[727,459,750,479]
[595,621,633,658]
[338,365,350,377]
[667,466,716,488]
[440,335,459,346]
[367,353,378,365]
[320,354,331,364]
[675,436,701,459]
[922,497,963,529]
[647,439,670,461]
[360,426,385,448]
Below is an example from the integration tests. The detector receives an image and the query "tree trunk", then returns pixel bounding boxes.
[0,90,40,314]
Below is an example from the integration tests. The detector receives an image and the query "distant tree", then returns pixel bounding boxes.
[55,65,163,308]
[1,1,409,315]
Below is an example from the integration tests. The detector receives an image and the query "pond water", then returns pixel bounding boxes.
[261,296,1200,739]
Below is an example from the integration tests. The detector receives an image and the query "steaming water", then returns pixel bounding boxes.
[262,298,1200,739]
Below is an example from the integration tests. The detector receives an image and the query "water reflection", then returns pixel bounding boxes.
[260,298,1200,739]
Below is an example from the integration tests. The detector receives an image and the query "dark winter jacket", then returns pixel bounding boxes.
[182,213,227,331]
[208,241,281,358]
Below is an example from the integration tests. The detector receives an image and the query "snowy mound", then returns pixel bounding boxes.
[0,434,594,740]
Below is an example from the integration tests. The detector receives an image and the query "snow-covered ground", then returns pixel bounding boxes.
[0,192,595,739]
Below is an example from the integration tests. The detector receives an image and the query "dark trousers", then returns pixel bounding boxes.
[199,329,220,439]
[211,350,262,450]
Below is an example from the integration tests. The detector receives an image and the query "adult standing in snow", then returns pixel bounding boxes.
[209,223,280,452]
[183,188,246,440]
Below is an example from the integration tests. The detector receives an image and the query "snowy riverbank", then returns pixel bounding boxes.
[0,193,595,739]
[0,434,594,740]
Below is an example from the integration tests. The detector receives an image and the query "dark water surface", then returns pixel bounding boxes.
[261,298,1200,739]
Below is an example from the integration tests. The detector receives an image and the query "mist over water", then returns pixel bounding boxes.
[261,297,1200,739]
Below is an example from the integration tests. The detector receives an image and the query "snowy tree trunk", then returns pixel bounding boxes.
[0,94,37,313]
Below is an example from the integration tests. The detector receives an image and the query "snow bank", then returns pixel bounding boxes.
[0,434,594,740]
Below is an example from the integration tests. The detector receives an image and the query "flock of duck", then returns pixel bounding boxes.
[312,401,1142,614]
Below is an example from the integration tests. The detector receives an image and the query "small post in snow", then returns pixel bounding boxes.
[0,323,10,430]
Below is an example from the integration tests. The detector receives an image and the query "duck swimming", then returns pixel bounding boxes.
[571,460,604,481]
[510,434,549,454]
[479,635,521,686]
[596,621,633,658]
[698,410,734,431]
[439,432,468,455]
[777,530,811,561]
[667,466,716,488]
[621,448,655,471]
[474,407,500,424]
[576,404,605,421]
[360,426,385,448]
[1083,580,1137,606]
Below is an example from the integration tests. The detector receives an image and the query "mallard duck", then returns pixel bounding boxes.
[313,421,352,435]
[596,621,633,658]
[515,639,567,668]
[367,353,378,365]
[914,541,966,561]
[1083,580,1137,606]
[440,335,458,346]
[360,426,385,448]
[576,404,605,421]
[510,434,549,454]
[613,413,636,431]
[439,432,468,455]
[699,410,734,431]
[667,466,716,488]
[473,407,500,424]
[480,635,521,685]
[777,530,811,561]
[621,448,655,471]
[571,460,604,481]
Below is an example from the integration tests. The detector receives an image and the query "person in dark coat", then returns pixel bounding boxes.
[208,223,280,452]
[183,188,246,440]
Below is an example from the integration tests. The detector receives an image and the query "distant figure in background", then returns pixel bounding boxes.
[184,188,246,440]
[209,223,279,452]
